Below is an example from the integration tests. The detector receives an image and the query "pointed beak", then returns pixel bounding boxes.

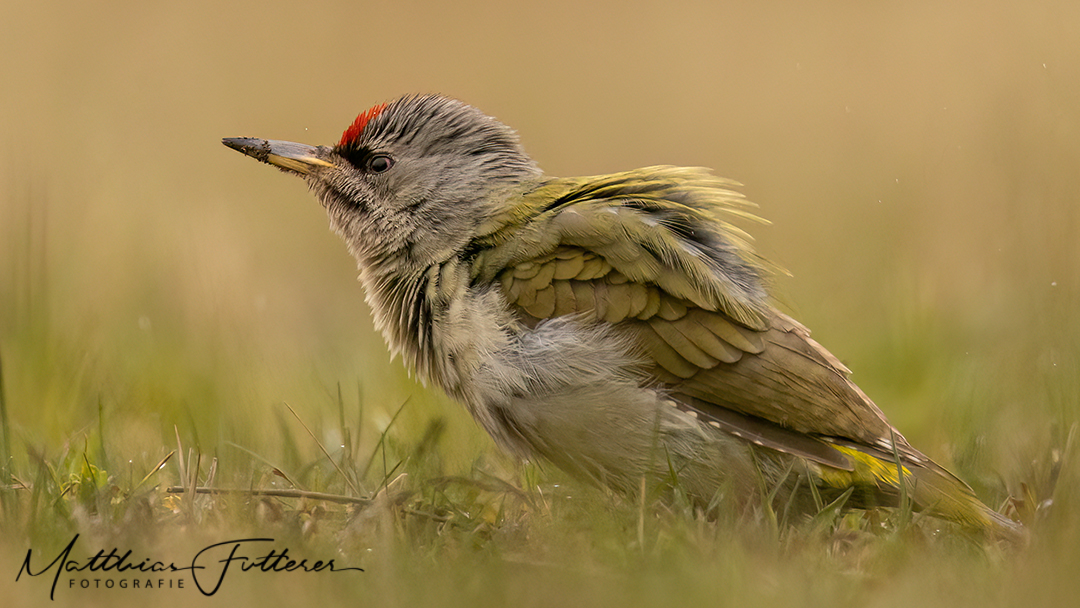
[222,137,336,175]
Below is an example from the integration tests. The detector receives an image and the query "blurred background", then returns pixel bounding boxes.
[1,0,1077,521]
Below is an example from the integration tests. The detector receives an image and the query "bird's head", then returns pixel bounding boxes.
[224,95,542,271]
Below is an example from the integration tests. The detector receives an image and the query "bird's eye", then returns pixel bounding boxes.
[366,154,394,173]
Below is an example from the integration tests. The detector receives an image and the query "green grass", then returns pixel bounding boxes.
[1,288,1076,607]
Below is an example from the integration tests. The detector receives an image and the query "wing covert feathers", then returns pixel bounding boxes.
[473,166,773,330]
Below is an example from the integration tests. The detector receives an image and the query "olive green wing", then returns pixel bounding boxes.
[473,168,920,470]
[496,248,903,470]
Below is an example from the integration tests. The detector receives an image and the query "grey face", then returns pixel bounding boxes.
[225,95,542,270]
[321,96,543,268]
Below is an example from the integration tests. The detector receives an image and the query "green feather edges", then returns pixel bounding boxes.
[471,166,775,330]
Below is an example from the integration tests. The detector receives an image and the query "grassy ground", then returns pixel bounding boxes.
[0,335,1076,607]
[3,1,1080,606]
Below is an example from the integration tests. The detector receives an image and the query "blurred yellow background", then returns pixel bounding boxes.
[2,2,1079,606]
[1,0,1077,484]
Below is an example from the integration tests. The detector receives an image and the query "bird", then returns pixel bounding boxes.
[223,94,1019,539]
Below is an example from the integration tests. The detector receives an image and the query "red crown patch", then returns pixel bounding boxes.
[339,103,388,147]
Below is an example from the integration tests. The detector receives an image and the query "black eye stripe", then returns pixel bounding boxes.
[337,146,372,169]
